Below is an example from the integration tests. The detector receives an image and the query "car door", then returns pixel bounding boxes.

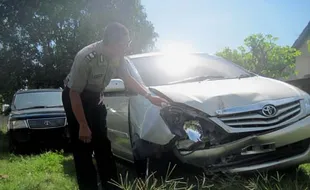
[104,79,134,162]
[104,58,145,162]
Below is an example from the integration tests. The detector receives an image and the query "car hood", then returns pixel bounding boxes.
[150,76,303,116]
[10,107,65,119]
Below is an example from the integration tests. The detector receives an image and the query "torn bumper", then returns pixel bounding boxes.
[174,115,310,173]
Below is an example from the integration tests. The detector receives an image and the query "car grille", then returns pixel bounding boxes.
[27,117,66,129]
[218,100,301,128]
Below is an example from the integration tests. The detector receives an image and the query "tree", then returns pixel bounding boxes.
[216,34,301,79]
[0,0,158,102]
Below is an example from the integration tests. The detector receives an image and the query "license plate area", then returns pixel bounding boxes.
[241,143,276,155]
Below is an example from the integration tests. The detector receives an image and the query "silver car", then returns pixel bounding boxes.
[104,52,310,173]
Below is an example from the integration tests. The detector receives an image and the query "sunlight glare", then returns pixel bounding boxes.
[159,42,195,76]
[161,42,195,54]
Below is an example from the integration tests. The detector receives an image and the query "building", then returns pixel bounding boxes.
[293,21,310,79]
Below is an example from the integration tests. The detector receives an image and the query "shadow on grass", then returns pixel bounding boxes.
[62,155,77,179]
[0,128,9,160]
[61,153,138,182]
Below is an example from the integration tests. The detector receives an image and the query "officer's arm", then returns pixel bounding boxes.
[69,54,90,126]
[117,61,150,97]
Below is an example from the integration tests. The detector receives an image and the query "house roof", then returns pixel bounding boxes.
[292,21,310,49]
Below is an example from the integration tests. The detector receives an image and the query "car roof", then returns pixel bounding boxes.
[16,88,62,94]
[127,52,213,59]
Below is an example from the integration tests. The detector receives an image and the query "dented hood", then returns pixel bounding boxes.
[150,76,302,116]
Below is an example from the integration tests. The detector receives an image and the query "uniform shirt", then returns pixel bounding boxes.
[64,40,127,94]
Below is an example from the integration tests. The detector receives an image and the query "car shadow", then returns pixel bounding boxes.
[61,154,138,181]
[0,127,70,157]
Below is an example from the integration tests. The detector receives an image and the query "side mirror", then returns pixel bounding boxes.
[3,106,11,116]
[104,79,125,93]
[2,104,9,112]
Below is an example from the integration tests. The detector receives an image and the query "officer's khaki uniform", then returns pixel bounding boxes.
[62,40,123,190]
[64,40,124,94]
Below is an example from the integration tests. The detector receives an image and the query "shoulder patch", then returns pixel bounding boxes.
[85,51,97,63]
[98,54,105,66]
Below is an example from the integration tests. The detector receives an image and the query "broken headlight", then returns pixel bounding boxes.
[160,104,224,151]
[183,120,203,142]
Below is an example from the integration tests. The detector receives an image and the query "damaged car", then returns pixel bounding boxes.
[104,52,310,174]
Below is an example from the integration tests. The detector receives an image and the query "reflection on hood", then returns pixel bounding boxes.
[151,76,302,116]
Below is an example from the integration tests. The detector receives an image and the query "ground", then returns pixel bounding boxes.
[1,123,310,190]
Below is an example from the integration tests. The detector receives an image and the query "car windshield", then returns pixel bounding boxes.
[13,91,62,110]
[130,53,255,86]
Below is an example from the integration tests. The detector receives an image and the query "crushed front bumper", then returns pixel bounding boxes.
[174,115,310,173]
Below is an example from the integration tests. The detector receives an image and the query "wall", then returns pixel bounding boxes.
[286,77,310,94]
[295,35,310,79]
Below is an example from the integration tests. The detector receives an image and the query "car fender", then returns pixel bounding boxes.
[128,95,175,145]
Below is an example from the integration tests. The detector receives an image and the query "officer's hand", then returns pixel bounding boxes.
[79,124,92,143]
[147,95,169,108]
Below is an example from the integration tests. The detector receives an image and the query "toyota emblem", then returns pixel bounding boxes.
[44,120,52,126]
[261,105,277,117]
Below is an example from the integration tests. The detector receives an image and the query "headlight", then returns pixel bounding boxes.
[300,90,310,115]
[304,95,310,115]
[160,104,226,151]
[10,120,28,129]
[183,120,203,142]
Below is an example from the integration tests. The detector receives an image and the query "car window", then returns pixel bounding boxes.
[125,58,145,84]
[12,91,62,110]
[130,54,254,86]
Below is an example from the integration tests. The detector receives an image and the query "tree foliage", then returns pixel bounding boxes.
[216,34,301,79]
[0,0,158,102]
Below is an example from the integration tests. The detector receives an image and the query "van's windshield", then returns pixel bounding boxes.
[13,91,63,110]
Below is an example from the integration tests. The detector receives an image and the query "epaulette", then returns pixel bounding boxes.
[85,51,97,62]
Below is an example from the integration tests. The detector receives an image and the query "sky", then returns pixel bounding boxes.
[141,0,310,54]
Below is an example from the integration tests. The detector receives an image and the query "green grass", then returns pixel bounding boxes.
[1,125,310,190]
[0,127,77,190]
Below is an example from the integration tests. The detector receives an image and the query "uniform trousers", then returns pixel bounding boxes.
[62,87,118,190]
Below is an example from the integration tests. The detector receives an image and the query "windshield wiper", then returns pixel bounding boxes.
[169,75,225,85]
[46,105,63,108]
[18,106,48,110]
[17,105,63,110]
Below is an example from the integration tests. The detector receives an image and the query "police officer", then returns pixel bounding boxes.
[62,22,168,190]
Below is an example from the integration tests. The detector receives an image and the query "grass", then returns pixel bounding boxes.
[0,127,77,190]
[1,125,310,190]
